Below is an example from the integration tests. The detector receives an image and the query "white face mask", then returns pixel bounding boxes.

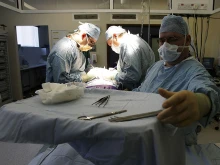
[111,36,120,54]
[79,35,92,51]
[158,42,188,62]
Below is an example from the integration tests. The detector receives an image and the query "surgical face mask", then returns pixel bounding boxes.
[111,37,120,54]
[158,42,188,62]
[79,35,92,51]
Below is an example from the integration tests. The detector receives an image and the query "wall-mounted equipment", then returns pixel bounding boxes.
[73,14,99,20]
[170,0,213,12]
[111,14,137,20]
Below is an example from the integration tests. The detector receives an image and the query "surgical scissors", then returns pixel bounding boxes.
[78,110,127,120]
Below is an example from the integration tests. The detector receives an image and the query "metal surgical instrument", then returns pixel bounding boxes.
[92,95,110,107]
[78,110,127,120]
[109,109,162,122]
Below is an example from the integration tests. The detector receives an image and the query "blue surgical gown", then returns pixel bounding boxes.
[116,34,155,90]
[134,57,220,145]
[46,37,86,83]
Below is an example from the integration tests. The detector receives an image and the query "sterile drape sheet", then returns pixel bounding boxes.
[0,88,185,165]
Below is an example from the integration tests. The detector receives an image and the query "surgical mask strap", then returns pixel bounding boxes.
[86,35,90,45]
[112,35,116,46]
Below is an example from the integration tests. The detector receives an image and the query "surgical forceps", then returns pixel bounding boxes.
[78,110,127,120]
[92,95,110,107]
[109,109,162,122]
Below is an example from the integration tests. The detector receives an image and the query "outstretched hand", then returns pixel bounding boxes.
[157,88,201,127]
[81,72,95,82]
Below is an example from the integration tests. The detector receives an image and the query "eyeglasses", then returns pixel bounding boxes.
[87,34,96,46]
[157,36,184,44]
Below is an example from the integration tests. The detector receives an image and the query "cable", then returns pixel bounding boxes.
[187,16,197,57]
[196,17,200,61]
[140,0,145,38]
[140,0,151,43]
[148,0,151,44]
[194,16,199,61]
[202,17,210,60]
[200,17,203,61]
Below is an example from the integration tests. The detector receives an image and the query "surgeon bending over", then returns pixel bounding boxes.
[105,26,155,90]
[134,15,220,145]
[46,22,100,83]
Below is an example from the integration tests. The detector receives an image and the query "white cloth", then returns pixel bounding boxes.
[36,83,84,104]
[87,67,118,80]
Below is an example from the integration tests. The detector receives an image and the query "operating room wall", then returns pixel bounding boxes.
[0,6,220,101]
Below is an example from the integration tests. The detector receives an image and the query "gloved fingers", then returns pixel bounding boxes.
[158,88,175,99]
[82,74,96,82]
[161,90,190,108]
[157,95,201,127]
[158,109,191,126]
[157,102,186,121]
[81,74,89,82]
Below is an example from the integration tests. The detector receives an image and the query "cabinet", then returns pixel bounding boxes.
[0,34,12,106]
[20,64,46,98]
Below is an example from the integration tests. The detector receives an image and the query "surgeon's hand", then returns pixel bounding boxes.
[103,70,118,80]
[81,72,95,82]
[157,88,211,127]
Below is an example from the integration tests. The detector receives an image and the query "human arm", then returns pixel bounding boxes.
[157,88,211,127]
[115,46,141,89]
[51,56,82,83]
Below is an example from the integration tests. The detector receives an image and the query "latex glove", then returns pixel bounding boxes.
[87,69,97,78]
[157,88,211,127]
[103,70,118,80]
[81,72,95,82]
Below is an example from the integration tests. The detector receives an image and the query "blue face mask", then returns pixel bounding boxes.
[158,42,188,62]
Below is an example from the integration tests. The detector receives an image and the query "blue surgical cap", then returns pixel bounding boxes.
[159,15,189,35]
[105,26,126,41]
[78,23,100,41]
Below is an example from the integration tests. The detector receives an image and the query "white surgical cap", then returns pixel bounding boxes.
[159,15,189,35]
[78,23,100,41]
[105,26,126,40]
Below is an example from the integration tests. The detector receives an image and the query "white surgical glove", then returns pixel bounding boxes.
[81,72,95,82]
[103,70,118,80]
[87,68,99,78]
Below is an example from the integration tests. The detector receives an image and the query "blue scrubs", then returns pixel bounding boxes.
[116,34,155,90]
[46,37,86,83]
[134,57,220,145]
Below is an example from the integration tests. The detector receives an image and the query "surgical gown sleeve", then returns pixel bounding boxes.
[186,65,220,127]
[51,55,82,83]
[115,45,140,89]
